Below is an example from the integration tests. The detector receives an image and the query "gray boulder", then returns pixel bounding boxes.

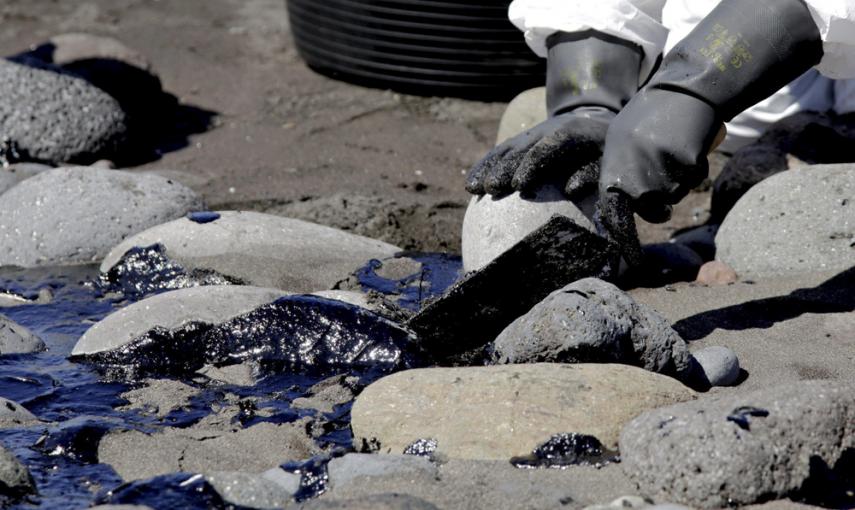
[0,315,44,355]
[204,471,298,509]
[0,163,52,195]
[327,454,436,490]
[620,380,855,508]
[0,445,36,499]
[461,184,595,272]
[72,285,288,356]
[0,166,202,268]
[0,58,127,164]
[0,397,39,428]
[100,211,401,293]
[716,164,855,278]
[489,278,693,381]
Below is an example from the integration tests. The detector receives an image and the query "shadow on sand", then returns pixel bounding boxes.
[13,43,217,166]
[672,265,855,341]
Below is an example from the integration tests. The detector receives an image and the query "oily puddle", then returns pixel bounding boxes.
[0,255,462,509]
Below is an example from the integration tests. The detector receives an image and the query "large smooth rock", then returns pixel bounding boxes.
[489,279,693,381]
[0,445,36,499]
[0,163,51,195]
[620,380,855,508]
[462,185,595,272]
[0,167,202,268]
[0,315,44,355]
[716,165,855,278]
[100,211,401,293]
[0,58,127,164]
[351,363,695,459]
[72,285,287,356]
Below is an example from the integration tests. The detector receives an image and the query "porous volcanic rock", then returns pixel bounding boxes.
[351,363,695,460]
[0,167,201,267]
[716,164,855,278]
[489,278,693,381]
[0,58,127,164]
[620,380,855,508]
[100,211,401,293]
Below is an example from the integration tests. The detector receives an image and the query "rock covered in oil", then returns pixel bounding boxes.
[74,286,421,376]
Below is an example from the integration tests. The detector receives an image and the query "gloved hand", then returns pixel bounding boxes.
[466,30,643,197]
[599,0,823,226]
[465,107,611,198]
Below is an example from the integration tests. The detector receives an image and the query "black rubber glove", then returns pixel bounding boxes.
[599,0,823,225]
[466,30,643,197]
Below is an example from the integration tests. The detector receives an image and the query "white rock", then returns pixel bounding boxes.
[461,185,595,272]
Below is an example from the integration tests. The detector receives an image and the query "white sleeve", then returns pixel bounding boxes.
[508,0,669,81]
[804,0,855,79]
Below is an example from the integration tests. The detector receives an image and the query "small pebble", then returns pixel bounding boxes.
[692,346,741,387]
[696,261,738,286]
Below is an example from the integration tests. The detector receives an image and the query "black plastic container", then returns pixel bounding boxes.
[286,0,545,99]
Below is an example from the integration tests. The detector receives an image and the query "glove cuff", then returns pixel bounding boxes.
[649,0,822,121]
[545,30,643,117]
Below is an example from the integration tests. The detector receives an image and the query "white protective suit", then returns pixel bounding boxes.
[509,0,855,152]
